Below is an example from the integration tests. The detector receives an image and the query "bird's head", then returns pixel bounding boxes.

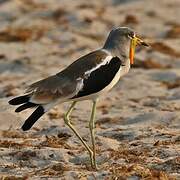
[103,27,149,64]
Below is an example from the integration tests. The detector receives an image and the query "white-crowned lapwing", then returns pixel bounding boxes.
[9,27,148,169]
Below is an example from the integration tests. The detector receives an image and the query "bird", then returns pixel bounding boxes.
[8,27,148,169]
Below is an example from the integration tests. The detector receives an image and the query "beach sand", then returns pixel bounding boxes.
[0,0,179,179]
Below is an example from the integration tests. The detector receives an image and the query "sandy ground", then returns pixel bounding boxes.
[0,0,179,179]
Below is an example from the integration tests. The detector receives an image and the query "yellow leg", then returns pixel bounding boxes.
[64,101,94,168]
[89,100,97,169]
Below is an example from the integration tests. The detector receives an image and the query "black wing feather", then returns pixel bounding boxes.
[8,95,30,105]
[21,106,44,131]
[72,57,122,98]
[15,102,37,112]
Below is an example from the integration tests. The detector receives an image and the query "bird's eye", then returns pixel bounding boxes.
[128,32,135,39]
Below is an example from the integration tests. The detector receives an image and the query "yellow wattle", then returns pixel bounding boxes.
[129,38,137,64]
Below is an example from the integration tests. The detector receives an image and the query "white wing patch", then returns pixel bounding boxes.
[76,78,84,92]
[84,55,113,78]
[74,55,113,96]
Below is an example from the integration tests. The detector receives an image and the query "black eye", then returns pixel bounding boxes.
[128,32,135,38]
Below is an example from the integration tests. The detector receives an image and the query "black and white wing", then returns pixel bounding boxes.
[25,49,113,104]
[72,56,122,99]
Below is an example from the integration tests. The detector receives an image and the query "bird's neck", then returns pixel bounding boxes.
[103,41,130,60]
[103,46,129,65]
[114,46,129,60]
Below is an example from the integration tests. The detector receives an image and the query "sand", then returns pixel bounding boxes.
[0,0,179,179]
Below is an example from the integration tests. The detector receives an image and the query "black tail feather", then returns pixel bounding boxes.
[21,106,44,131]
[15,102,37,113]
[9,95,30,105]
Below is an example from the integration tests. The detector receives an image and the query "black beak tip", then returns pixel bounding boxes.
[141,41,150,47]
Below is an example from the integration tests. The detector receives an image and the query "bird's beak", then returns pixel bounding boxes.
[129,36,149,64]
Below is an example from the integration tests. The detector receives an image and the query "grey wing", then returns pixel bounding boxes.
[26,74,82,104]
[26,49,111,104]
